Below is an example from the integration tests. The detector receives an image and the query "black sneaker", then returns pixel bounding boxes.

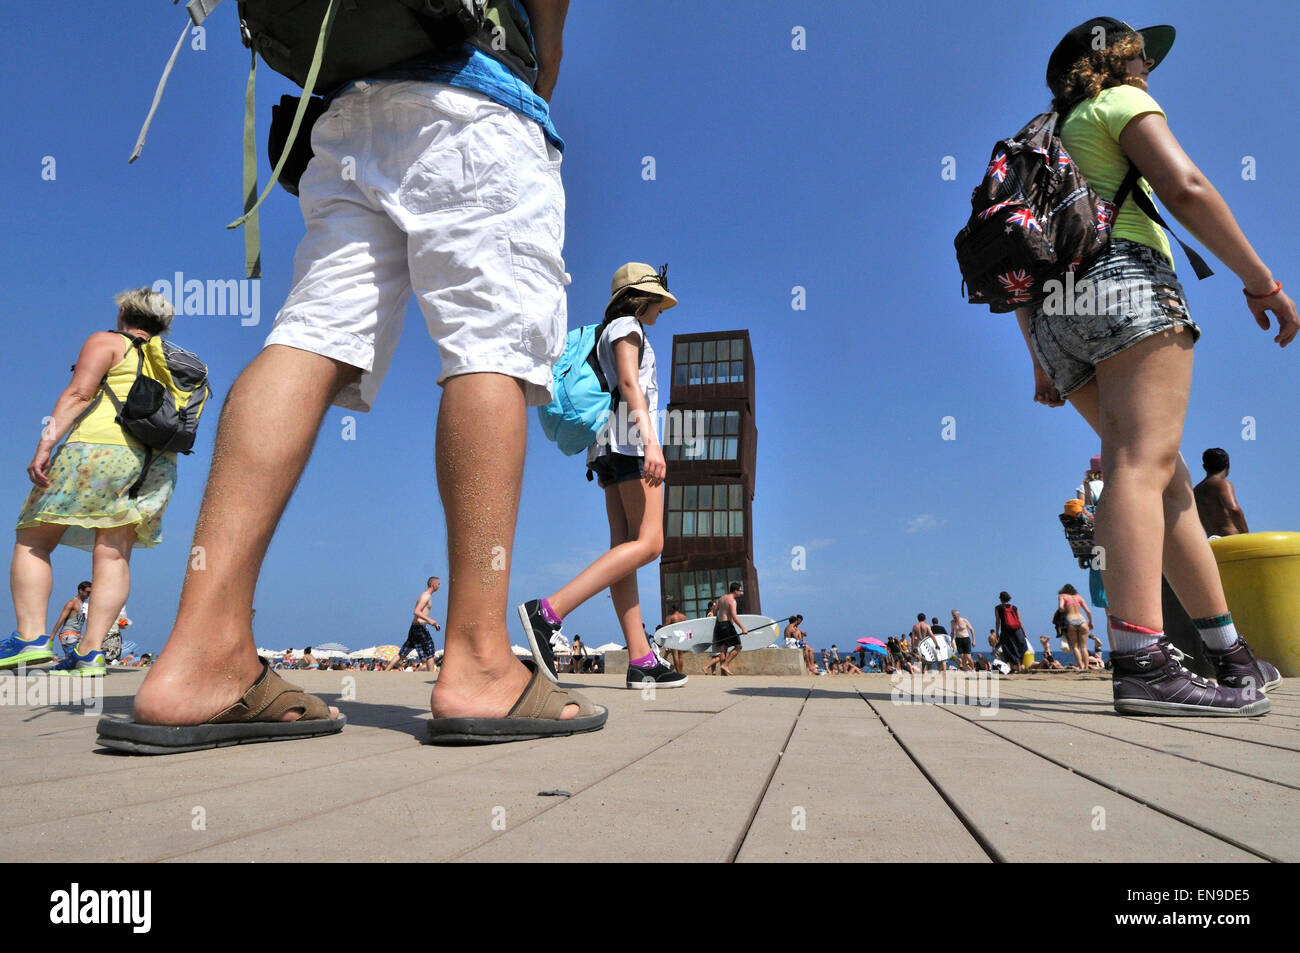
[516,600,560,684]
[626,659,688,689]
[1206,637,1282,693]
[1112,639,1269,717]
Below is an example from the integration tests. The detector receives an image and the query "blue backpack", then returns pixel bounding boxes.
[538,317,644,456]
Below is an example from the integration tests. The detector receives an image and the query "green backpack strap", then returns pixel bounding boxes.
[226,0,342,278]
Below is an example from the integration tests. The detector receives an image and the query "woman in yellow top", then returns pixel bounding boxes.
[4,289,179,676]
[1018,19,1295,716]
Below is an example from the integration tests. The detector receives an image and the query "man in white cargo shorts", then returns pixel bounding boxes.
[123,1,607,752]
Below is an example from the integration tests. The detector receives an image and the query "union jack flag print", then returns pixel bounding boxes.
[1057,150,1072,167]
[987,153,1009,183]
[1096,200,1116,232]
[1008,208,1041,232]
[977,200,1012,221]
[997,269,1035,302]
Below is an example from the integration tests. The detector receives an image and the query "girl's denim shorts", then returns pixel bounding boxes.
[1029,239,1201,397]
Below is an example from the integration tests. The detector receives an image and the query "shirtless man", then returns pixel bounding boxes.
[1193,448,1249,538]
[950,609,976,672]
[703,582,749,676]
[51,581,91,658]
[388,576,442,672]
[910,613,938,672]
[660,605,686,673]
[783,615,801,648]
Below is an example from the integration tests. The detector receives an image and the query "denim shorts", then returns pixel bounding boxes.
[1029,240,1201,397]
[588,451,644,488]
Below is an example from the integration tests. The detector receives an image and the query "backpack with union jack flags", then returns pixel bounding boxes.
[954,110,1143,313]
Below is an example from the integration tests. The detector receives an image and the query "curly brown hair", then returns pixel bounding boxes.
[1050,30,1147,115]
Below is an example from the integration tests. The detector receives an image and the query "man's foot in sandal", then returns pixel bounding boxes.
[97,657,345,755]
[427,657,606,745]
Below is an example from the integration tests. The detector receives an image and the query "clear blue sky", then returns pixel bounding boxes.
[3,0,1298,655]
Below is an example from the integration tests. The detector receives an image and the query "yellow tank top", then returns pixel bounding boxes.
[67,337,145,448]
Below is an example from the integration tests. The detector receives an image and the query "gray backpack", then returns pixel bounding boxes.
[84,332,212,497]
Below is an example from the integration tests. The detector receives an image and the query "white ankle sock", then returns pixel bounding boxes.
[1192,612,1239,651]
[1108,617,1162,654]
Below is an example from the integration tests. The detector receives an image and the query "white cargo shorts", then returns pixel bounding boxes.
[264,80,568,411]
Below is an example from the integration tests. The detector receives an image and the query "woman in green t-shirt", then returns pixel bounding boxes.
[1016,18,1295,717]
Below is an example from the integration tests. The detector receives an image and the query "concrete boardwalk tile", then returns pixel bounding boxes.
[735,684,989,862]
[455,681,809,862]
[866,689,1259,862]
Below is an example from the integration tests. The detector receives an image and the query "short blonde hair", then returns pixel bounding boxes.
[114,287,174,336]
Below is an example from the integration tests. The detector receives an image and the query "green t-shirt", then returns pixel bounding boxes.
[1061,84,1173,267]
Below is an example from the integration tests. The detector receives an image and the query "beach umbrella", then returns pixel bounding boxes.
[314,649,345,659]
[314,641,350,655]
[374,645,400,662]
[510,644,533,657]
[348,646,377,659]
[857,637,887,647]
[594,642,623,653]
[860,642,887,655]
[257,647,283,658]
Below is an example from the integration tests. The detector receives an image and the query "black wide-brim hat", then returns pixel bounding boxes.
[1046,17,1175,94]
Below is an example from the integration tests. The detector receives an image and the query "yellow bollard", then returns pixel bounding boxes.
[1211,532,1300,677]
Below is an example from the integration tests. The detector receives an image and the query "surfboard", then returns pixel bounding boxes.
[916,636,951,663]
[654,615,782,654]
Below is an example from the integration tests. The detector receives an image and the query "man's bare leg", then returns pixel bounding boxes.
[133,346,352,724]
[430,373,577,720]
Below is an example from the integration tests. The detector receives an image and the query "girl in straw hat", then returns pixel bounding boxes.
[518,262,688,690]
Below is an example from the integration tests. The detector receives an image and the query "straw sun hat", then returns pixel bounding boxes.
[606,262,677,315]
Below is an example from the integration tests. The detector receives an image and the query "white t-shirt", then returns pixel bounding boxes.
[587,316,657,461]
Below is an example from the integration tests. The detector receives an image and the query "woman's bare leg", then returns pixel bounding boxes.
[546,476,664,654]
[79,524,136,654]
[1066,330,1220,629]
[11,522,66,637]
[605,479,663,660]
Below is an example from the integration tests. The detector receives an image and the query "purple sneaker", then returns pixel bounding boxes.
[1112,639,1269,717]
[1207,637,1282,693]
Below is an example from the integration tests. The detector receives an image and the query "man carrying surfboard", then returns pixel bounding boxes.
[910,614,945,673]
[703,582,748,676]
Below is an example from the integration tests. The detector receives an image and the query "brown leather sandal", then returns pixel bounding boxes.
[425,660,607,745]
[96,658,346,755]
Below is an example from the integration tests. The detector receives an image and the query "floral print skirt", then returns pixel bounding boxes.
[16,442,176,552]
